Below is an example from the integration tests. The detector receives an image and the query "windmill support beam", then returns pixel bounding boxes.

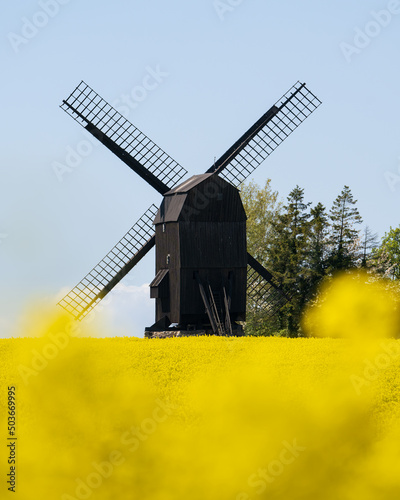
[195,273,218,334]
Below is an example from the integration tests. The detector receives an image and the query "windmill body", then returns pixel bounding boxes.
[57,81,321,336]
[151,173,247,333]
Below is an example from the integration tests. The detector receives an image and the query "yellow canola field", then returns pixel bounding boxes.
[1,272,400,500]
[1,332,400,500]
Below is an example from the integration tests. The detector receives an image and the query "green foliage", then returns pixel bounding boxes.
[360,226,379,269]
[242,180,400,338]
[244,309,281,336]
[371,226,400,280]
[328,185,363,272]
[267,186,311,336]
[306,202,330,296]
[240,179,281,264]
[241,180,283,337]
[242,181,372,338]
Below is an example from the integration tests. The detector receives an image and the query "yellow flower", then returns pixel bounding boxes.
[302,271,400,340]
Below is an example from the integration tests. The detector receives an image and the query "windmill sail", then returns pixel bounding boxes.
[58,205,158,320]
[61,81,188,194]
[208,82,321,187]
[247,253,288,317]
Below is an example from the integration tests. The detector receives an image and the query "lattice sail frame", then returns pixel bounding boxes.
[246,266,287,318]
[61,81,188,190]
[218,82,322,187]
[58,205,158,320]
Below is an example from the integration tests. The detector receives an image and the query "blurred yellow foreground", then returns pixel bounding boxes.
[1,272,400,499]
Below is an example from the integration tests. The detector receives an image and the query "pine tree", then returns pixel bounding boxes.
[306,202,329,295]
[328,186,363,272]
[268,186,311,336]
[360,226,379,269]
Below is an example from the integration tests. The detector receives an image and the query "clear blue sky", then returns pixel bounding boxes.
[1,0,399,337]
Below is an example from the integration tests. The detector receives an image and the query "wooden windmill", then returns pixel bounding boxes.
[58,81,321,335]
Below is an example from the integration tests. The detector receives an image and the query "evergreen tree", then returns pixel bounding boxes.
[268,186,311,336]
[306,202,329,295]
[360,226,379,269]
[328,186,363,272]
[242,181,371,337]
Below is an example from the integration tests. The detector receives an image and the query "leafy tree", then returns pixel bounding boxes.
[371,226,400,280]
[240,179,282,265]
[328,186,363,272]
[241,180,282,335]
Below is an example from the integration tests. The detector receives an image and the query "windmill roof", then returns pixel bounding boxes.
[164,173,214,195]
[154,173,244,224]
[154,194,187,224]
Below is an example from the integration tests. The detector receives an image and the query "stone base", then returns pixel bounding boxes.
[145,325,244,338]
[145,329,209,339]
